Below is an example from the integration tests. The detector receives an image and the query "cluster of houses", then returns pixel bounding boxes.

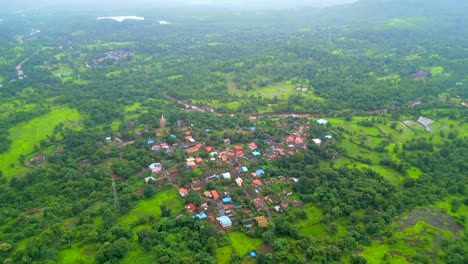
[140,117,334,231]
[87,51,135,67]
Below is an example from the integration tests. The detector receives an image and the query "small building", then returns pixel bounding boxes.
[252,179,262,186]
[255,169,265,176]
[185,136,195,143]
[317,119,328,125]
[255,216,268,228]
[205,146,213,152]
[324,135,333,140]
[204,191,212,198]
[249,127,256,132]
[185,203,197,212]
[216,216,232,229]
[312,138,322,145]
[234,145,243,151]
[252,151,261,156]
[240,166,248,173]
[235,177,244,187]
[194,212,207,219]
[211,190,219,200]
[222,197,232,204]
[106,137,112,143]
[250,251,257,258]
[179,188,189,197]
[222,172,231,180]
[149,162,163,173]
[248,142,257,150]
[224,138,231,145]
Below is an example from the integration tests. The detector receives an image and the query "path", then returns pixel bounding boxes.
[165,95,313,119]
[16,51,38,79]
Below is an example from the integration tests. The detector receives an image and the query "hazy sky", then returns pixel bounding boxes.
[2,0,357,11]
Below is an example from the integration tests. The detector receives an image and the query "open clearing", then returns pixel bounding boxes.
[229,231,263,256]
[118,187,183,225]
[0,107,81,178]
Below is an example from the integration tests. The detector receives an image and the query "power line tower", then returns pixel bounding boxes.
[112,179,120,213]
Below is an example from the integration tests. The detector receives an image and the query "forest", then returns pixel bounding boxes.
[0,0,467,263]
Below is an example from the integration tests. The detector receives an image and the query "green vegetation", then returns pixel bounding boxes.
[0,0,467,263]
[0,107,80,178]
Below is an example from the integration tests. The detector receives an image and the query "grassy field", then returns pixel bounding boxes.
[217,246,233,264]
[0,107,81,178]
[57,244,97,263]
[361,195,466,263]
[118,187,183,225]
[298,205,325,236]
[229,232,263,256]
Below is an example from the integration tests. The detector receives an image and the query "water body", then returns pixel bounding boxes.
[97,16,144,22]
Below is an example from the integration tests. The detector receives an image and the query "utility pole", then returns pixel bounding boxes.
[112,179,120,213]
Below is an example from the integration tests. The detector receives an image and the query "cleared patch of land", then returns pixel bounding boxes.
[0,107,81,178]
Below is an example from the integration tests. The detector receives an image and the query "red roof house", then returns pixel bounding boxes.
[205,146,213,152]
[234,145,243,151]
[252,179,262,186]
[211,190,219,200]
[179,188,189,197]
[196,157,203,164]
[185,203,197,212]
[248,142,257,150]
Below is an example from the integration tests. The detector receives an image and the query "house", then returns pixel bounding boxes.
[222,172,231,180]
[252,179,262,186]
[255,169,265,176]
[106,137,112,143]
[30,155,45,162]
[205,146,213,152]
[224,138,231,145]
[312,138,322,145]
[196,157,203,164]
[185,203,197,212]
[248,142,257,150]
[235,177,244,187]
[240,166,248,173]
[160,142,169,149]
[147,139,154,144]
[236,151,245,157]
[204,191,212,198]
[234,145,243,151]
[255,216,268,228]
[249,127,256,132]
[222,197,232,204]
[295,137,304,145]
[185,136,195,143]
[250,252,257,258]
[194,212,207,219]
[289,178,299,183]
[324,135,333,140]
[216,215,232,229]
[252,151,261,156]
[179,188,189,197]
[273,205,283,213]
[211,190,219,200]
[317,119,328,125]
[149,162,163,173]
[152,145,161,151]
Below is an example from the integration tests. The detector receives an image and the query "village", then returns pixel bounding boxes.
[129,114,333,232]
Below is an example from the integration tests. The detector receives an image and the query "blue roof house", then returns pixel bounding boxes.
[216,216,232,229]
[256,169,265,176]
